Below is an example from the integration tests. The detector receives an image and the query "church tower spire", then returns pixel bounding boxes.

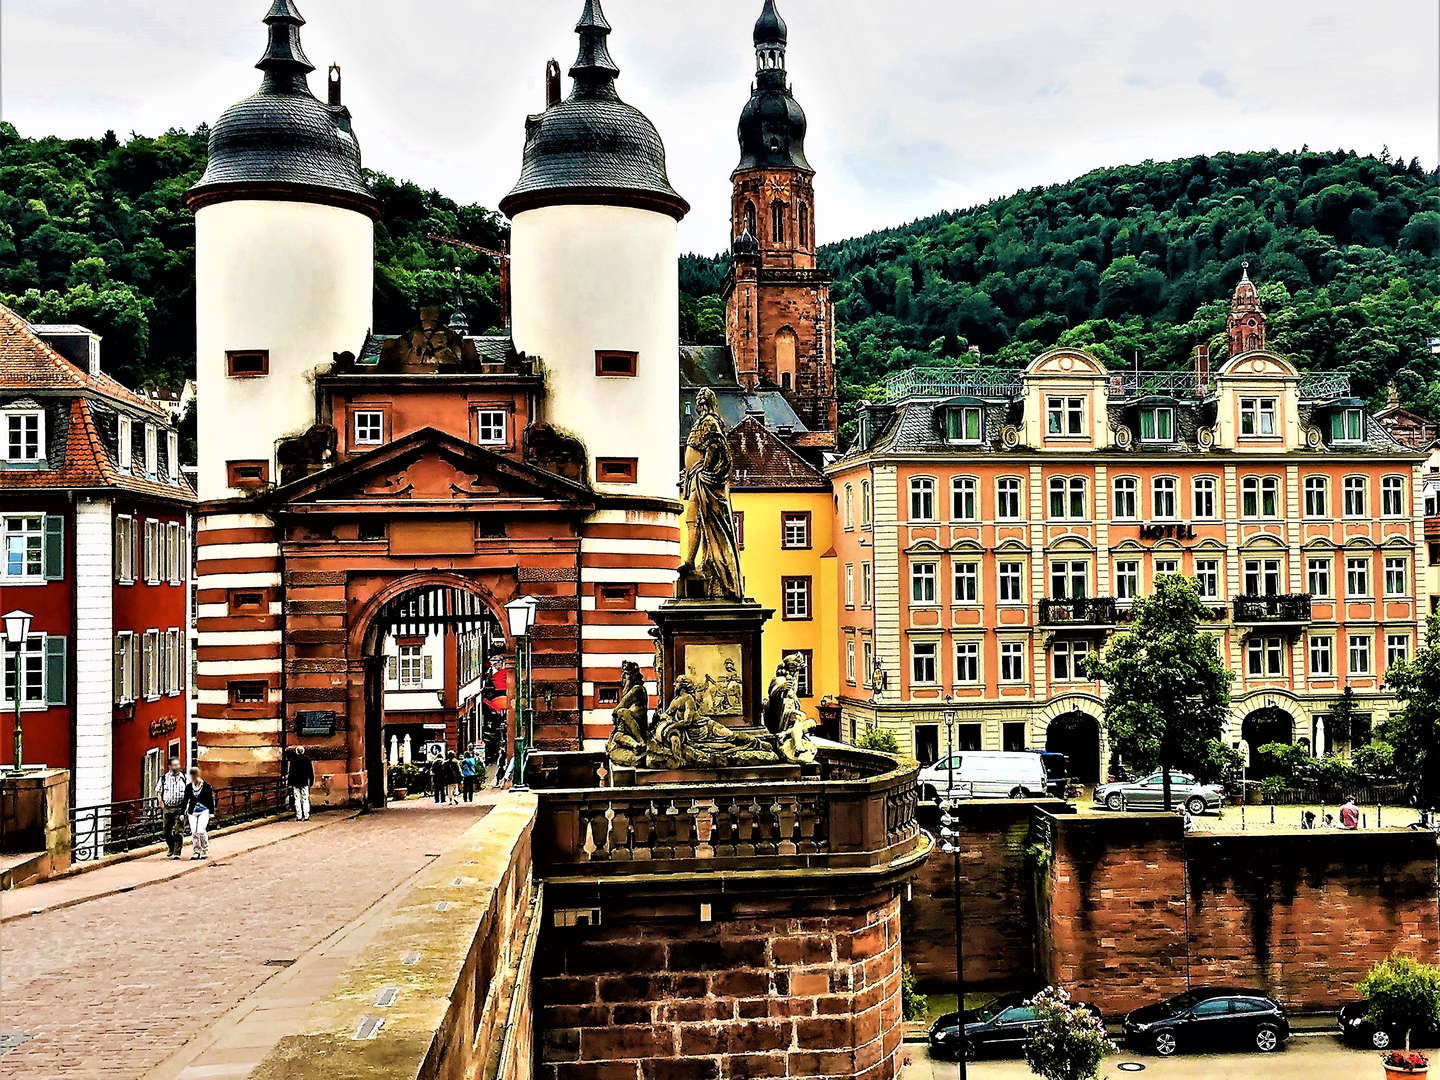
[1227,263,1267,356]
[569,0,620,95]
[256,0,315,92]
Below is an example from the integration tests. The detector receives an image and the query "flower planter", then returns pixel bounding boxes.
[1385,1068,1427,1080]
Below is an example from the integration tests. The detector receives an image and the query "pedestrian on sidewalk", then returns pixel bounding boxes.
[492,744,510,789]
[460,749,478,803]
[1339,795,1360,830]
[287,746,315,822]
[443,751,463,805]
[430,751,446,804]
[155,757,188,859]
[182,767,218,860]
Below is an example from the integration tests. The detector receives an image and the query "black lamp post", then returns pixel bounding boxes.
[504,595,538,792]
[4,609,34,776]
[939,794,967,1079]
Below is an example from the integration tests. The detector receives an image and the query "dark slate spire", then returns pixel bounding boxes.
[736,0,811,173]
[570,0,620,94]
[754,0,788,50]
[257,0,315,92]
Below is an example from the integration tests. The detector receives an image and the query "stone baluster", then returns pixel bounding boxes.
[754,799,778,856]
[735,799,756,857]
[776,795,798,857]
[711,798,739,857]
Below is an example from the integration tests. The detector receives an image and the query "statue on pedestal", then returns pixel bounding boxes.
[678,388,744,601]
[767,654,820,765]
[648,676,779,769]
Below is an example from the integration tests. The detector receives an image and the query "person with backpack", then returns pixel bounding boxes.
[459,749,479,803]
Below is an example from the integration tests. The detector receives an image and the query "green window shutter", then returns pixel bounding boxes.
[1330,412,1344,440]
[45,636,67,706]
[965,408,981,441]
[43,515,64,580]
[1140,410,1154,440]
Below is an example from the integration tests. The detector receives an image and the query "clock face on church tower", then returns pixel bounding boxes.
[766,178,790,200]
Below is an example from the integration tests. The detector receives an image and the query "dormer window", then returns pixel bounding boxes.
[1331,407,1365,443]
[3,409,44,463]
[1046,396,1086,437]
[144,424,158,477]
[1139,405,1175,443]
[941,403,984,445]
[117,416,133,470]
[1239,397,1277,438]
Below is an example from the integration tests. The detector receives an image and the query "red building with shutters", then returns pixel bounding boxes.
[0,305,195,808]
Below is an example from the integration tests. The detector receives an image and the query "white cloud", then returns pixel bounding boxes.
[2,0,1435,253]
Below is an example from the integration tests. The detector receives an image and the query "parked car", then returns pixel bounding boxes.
[1034,751,1070,798]
[917,752,1051,802]
[1093,772,1223,815]
[1338,1000,1439,1049]
[929,992,1102,1061]
[1123,988,1289,1056]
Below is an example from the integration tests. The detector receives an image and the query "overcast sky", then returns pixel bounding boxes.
[3,1,1437,253]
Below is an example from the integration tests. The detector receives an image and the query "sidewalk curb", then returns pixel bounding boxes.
[1,809,362,924]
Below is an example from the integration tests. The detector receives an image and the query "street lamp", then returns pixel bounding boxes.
[3,610,34,776]
[504,596,539,792]
[938,795,968,1080]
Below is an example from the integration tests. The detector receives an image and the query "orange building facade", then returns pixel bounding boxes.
[830,280,1426,781]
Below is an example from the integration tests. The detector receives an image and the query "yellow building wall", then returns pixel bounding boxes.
[729,489,838,713]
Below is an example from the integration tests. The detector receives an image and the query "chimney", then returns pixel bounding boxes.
[499,242,512,332]
[1193,344,1210,393]
[327,64,342,106]
[545,60,562,108]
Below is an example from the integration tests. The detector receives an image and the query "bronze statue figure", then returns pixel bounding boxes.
[766,654,819,765]
[678,388,744,601]
[648,675,778,769]
[605,661,649,767]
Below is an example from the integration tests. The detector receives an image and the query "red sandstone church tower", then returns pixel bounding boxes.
[724,0,838,449]
[1228,263,1267,356]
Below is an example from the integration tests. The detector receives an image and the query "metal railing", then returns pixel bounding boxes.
[69,777,289,862]
[1232,594,1313,624]
[1038,596,1118,626]
[881,366,1350,404]
[881,367,1024,402]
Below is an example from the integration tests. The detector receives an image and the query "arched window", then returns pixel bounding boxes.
[1047,476,1087,520]
[1241,476,1280,519]
[1193,475,1218,519]
[774,327,798,392]
[744,200,756,236]
[861,480,872,525]
[1382,474,1407,517]
[1113,476,1138,520]
[772,201,787,244]
[909,477,936,521]
[798,202,810,247]
[951,477,978,521]
[1152,476,1178,519]
[844,484,854,530]
[996,477,1023,521]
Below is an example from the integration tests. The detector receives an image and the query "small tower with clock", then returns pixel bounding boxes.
[724,0,837,447]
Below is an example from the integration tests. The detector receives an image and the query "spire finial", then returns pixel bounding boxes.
[570,0,620,93]
[257,0,315,92]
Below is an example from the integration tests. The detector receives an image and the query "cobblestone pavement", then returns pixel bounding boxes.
[0,800,489,1080]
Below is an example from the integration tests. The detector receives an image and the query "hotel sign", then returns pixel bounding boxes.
[1139,523,1198,541]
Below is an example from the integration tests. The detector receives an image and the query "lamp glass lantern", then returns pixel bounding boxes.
[3,610,33,648]
[504,596,539,639]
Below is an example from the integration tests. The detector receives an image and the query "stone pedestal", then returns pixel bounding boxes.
[1,768,72,881]
[610,762,805,787]
[649,600,772,731]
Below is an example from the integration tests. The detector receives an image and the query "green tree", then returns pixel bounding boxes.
[1023,986,1115,1080]
[854,727,901,755]
[1360,953,1440,1049]
[1083,576,1234,810]
[1380,613,1440,810]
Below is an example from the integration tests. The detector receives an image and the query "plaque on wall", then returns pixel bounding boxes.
[682,643,745,720]
[295,711,338,737]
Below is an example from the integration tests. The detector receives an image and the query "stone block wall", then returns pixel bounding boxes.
[537,890,906,1080]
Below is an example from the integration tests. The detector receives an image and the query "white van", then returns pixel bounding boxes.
[916,752,1050,801]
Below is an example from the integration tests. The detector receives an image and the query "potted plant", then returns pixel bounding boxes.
[1023,986,1115,1080]
[1383,1051,1429,1079]
[1361,954,1440,1077]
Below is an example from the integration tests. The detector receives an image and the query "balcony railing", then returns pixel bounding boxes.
[533,743,926,880]
[1038,597,1118,627]
[70,777,289,862]
[880,367,1351,405]
[1232,594,1313,624]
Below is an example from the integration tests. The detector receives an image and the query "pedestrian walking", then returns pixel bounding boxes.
[287,746,315,822]
[182,767,218,860]
[1339,795,1360,830]
[444,751,463,805]
[493,744,510,789]
[460,750,479,803]
[430,751,446,804]
[155,757,188,859]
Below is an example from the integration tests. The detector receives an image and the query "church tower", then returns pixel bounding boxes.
[502,0,688,501]
[186,1,378,501]
[1227,264,1267,356]
[724,0,837,447]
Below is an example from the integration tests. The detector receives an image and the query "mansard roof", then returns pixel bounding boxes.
[727,415,828,492]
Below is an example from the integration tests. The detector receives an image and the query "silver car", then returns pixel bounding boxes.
[1093,772,1223,815]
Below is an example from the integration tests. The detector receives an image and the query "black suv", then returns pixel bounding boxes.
[1123,988,1289,1056]
[1339,1000,1439,1049]
[929,992,1102,1061]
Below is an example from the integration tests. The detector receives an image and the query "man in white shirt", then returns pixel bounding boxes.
[155,758,188,859]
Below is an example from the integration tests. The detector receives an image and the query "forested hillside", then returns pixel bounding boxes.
[2,127,1436,421]
[686,149,1440,415]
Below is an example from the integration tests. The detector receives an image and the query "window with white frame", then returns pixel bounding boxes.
[1343,477,1368,518]
[1050,560,1089,599]
[3,515,44,580]
[167,522,183,585]
[861,563,872,608]
[1306,556,1332,597]
[944,406,984,445]
[997,561,1024,603]
[1052,640,1091,682]
[862,641,874,688]
[997,477,1023,521]
[142,630,160,699]
[1332,407,1364,443]
[114,515,135,582]
[782,577,812,619]
[846,639,856,683]
[1140,406,1174,443]
[954,641,980,683]
[2,409,44,462]
[1155,557,1180,578]
[474,410,508,445]
[953,562,979,604]
[167,431,179,482]
[843,485,854,530]
[397,643,426,688]
[1243,558,1282,596]
[167,628,183,695]
[353,410,384,445]
[117,415,133,470]
[1382,475,1407,517]
[911,641,939,685]
[844,564,855,608]
[951,477,978,521]
[113,633,137,704]
[861,481,872,526]
[1193,476,1217,519]
[1304,476,1329,518]
[1046,396,1086,437]
[143,520,161,584]
[1153,476,1178,519]
[1239,397,1277,437]
[1113,477,1138,520]
[781,512,810,549]
[1346,555,1371,598]
[1048,476,1087,520]
[1387,634,1410,669]
[144,424,157,477]
[909,477,936,521]
[1349,634,1372,675]
[1241,476,1280,519]
[999,641,1026,683]
[1195,558,1220,600]
[1246,637,1285,677]
[1385,556,1408,597]
[1,634,45,707]
[911,562,938,604]
[1114,559,1140,601]
[1309,635,1333,676]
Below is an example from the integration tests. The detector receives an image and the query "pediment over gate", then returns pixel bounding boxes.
[269,427,595,512]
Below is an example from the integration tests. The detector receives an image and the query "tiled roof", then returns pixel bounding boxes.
[351,333,520,369]
[0,304,165,418]
[728,415,829,492]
